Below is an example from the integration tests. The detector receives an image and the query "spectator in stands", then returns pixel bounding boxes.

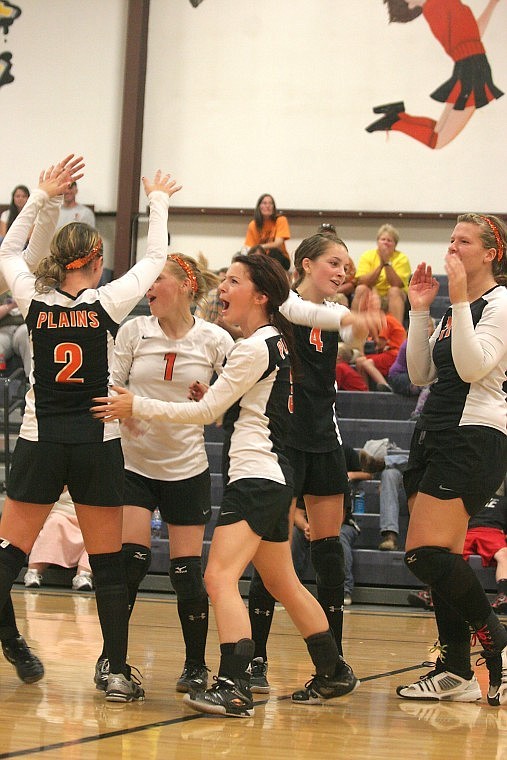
[335,342,368,391]
[57,181,95,228]
[24,489,93,592]
[354,310,407,392]
[0,185,30,244]
[318,223,357,306]
[353,223,411,324]
[0,293,31,376]
[388,318,435,397]
[378,453,409,551]
[244,194,291,267]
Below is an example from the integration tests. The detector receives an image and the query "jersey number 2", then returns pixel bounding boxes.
[55,342,84,383]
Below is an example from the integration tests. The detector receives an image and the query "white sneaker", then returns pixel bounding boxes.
[72,572,93,592]
[397,668,482,702]
[24,569,42,588]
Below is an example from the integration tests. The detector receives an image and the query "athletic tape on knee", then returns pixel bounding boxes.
[122,543,152,588]
[404,546,454,586]
[311,537,345,589]
[170,556,206,601]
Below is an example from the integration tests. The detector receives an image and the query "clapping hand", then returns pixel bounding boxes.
[408,263,439,311]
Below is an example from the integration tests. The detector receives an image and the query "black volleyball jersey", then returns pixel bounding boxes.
[411,287,507,433]
[0,188,171,444]
[288,322,341,453]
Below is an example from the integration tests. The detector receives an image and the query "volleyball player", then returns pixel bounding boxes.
[396,214,507,703]
[92,252,374,717]
[0,159,75,684]
[0,162,180,702]
[93,253,233,694]
[248,233,372,695]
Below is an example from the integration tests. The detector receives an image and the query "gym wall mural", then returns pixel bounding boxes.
[0,1,21,89]
[365,0,503,150]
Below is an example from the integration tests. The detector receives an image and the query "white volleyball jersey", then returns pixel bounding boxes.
[112,315,233,480]
[130,325,293,487]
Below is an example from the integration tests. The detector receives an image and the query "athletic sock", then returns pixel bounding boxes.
[89,551,129,677]
[178,596,209,665]
[248,569,275,661]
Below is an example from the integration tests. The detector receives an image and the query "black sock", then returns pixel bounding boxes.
[0,541,26,641]
[0,597,20,643]
[218,639,255,681]
[248,569,275,661]
[305,629,339,678]
[89,551,129,677]
[178,596,209,665]
[316,584,345,657]
[432,590,472,678]
[498,579,507,596]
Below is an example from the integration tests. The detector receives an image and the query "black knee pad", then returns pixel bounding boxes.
[89,550,125,588]
[311,537,345,589]
[249,568,275,606]
[122,543,152,588]
[404,546,455,586]
[0,541,26,577]
[170,556,206,602]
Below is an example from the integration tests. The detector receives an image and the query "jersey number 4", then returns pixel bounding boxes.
[54,342,84,383]
[309,328,323,353]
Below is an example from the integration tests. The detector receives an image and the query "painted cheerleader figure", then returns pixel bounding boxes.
[366,0,503,148]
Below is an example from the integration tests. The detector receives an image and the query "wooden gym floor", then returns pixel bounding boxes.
[0,589,504,760]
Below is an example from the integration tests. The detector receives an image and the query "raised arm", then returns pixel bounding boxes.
[0,155,84,306]
[99,171,182,322]
[280,289,384,345]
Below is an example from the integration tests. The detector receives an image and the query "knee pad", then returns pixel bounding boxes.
[170,556,206,602]
[249,568,275,607]
[404,546,455,587]
[122,543,152,588]
[311,537,345,589]
[89,550,125,588]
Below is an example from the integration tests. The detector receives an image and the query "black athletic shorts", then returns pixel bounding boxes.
[403,425,507,517]
[8,438,125,507]
[286,446,349,498]
[217,477,293,542]
[124,468,211,525]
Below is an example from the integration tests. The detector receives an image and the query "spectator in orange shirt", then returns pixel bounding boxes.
[244,194,290,265]
[354,312,407,392]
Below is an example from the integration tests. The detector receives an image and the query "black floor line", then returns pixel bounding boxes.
[0,661,429,758]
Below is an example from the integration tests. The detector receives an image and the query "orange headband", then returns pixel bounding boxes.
[480,217,504,262]
[169,254,198,294]
[66,239,103,270]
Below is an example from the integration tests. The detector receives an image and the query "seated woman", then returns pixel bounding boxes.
[355,312,406,392]
[353,223,411,324]
[0,185,30,244]
[24,489,93,592]
[244,194,291,266]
